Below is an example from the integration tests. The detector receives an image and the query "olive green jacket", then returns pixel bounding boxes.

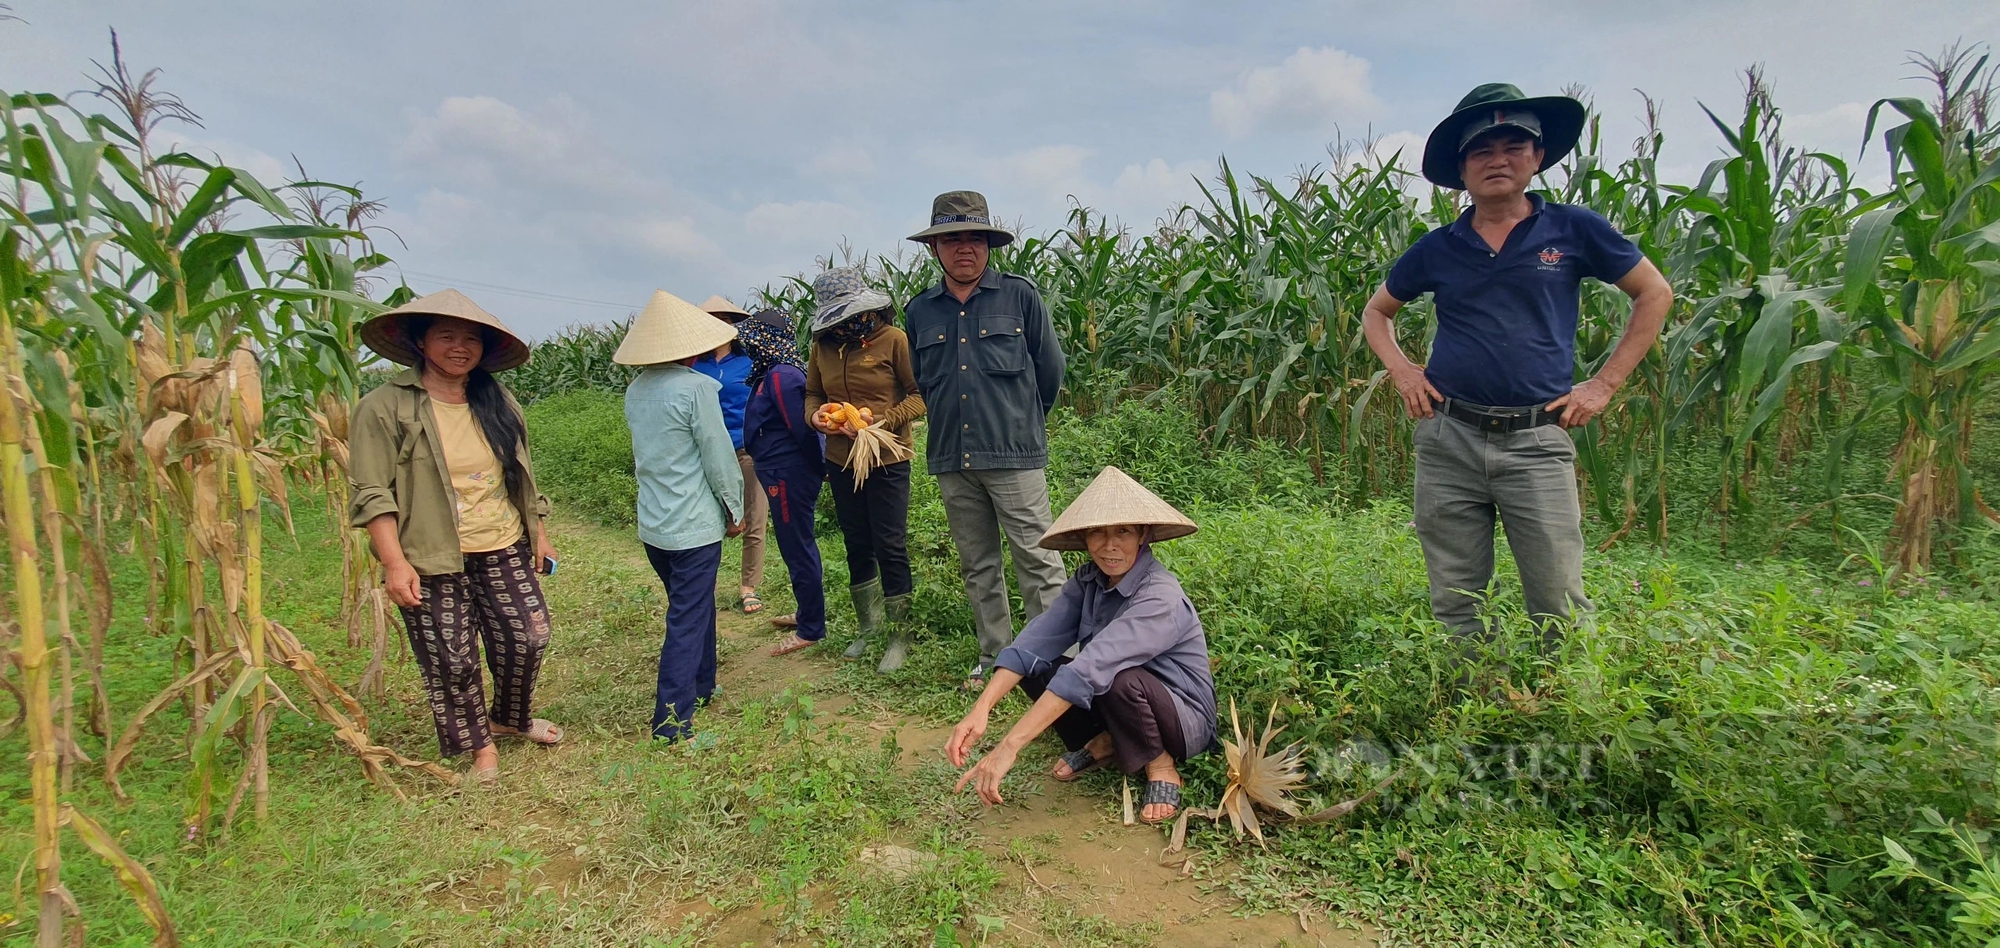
[347,368,549,576]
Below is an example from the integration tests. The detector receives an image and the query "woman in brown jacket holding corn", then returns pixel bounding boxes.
[801,267,927,672]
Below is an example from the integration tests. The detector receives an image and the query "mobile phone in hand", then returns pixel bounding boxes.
[540,556,558,576]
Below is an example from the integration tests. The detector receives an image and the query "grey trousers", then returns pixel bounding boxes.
[1413,413,1592,648]
[936,468,1070,668]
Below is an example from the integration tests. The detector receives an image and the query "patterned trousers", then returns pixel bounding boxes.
[398,537,552,757]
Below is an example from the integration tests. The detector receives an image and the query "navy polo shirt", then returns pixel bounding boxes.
[1385,194,1645,408]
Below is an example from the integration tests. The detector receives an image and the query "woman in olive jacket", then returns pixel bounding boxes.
[802,268,926,673]
[349,289,562,783]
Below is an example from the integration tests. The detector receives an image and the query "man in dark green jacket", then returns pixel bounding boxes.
[904,190,1069,690]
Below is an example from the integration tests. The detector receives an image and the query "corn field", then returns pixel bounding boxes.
[3,31,1999,944]
[751,52,2000,575]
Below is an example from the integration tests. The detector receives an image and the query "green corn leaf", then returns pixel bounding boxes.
[1745,340,1841,437]
[168,166,237,247]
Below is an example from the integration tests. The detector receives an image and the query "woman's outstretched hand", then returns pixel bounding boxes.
[944,707,989,768]
[953,740,1019,806]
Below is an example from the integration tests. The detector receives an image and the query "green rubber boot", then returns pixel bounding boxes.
[877,593,915,674]
[843,578,885,660]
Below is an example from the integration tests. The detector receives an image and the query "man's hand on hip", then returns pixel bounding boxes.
[1390,364,1442,419]
[1547,378,1616,428]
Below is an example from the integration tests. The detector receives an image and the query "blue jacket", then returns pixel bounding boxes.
[743,364,824,478]
[691,350,754,449]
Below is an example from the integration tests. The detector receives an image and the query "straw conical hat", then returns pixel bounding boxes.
[698,294,753,320]
[1039,466,1198,551]
[360,288,531,371]
[613,291,739,366]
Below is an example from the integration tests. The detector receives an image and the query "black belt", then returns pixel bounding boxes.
[1438,398,1561,433]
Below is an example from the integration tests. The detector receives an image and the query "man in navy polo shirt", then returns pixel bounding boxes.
[1361,83,1672,664]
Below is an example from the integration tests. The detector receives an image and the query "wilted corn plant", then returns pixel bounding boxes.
[3,41,453,943]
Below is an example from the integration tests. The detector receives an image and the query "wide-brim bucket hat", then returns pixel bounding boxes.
[905,189,1015,247]
[612,290,738,366]
[699,294,754,322]
[1421,83,1586,190]
[810,267,894,333]
[1039,465,1198,551]
[360,288,531,372]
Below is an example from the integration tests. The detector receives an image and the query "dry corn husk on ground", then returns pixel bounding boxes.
[828,401,910,488]
[1166,700,1398,854]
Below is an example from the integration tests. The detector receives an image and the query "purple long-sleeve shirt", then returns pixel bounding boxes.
[994,547,1218,756]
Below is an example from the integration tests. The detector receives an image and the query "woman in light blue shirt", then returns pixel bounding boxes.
[615,291,745,742]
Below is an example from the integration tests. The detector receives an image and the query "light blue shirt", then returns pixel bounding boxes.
[625,364,743,551]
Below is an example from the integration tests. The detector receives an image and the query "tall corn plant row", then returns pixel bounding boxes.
[4,49,458,939]
[1844,48,2000,574]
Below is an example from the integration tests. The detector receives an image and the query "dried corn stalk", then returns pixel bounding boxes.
[1165,700,1397,853]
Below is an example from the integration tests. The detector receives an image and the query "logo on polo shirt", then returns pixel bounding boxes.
[1536,247,1567,272]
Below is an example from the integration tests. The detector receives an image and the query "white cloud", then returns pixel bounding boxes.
[623,217,724,261]
[802,144,877,177]
[399,95,651,197]
[1361,130,1427,170]
[1108,158,1210,216]
[1784,101,1871,155]
[1210,46,1380,139]
[160,133,291,191]
[744,200,865,245]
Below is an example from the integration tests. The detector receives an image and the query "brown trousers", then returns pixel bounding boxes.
[398,537,552,757]
[736,449,768,589]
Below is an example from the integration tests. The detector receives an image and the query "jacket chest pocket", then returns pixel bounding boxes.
[396,416,435,465]
[913,326,951,391]
[973,315,1026,374]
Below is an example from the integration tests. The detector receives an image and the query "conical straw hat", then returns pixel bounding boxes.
[613,290,739,366]
[698,294,753,320]
[1038,466,1198,551]
[360,288,531,371]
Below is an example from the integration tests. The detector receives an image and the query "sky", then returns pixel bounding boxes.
[5,1,1996,338]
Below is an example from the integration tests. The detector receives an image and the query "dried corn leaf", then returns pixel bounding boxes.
[229,345,263,436]
[61,803,178,947]
[140,412,188,472]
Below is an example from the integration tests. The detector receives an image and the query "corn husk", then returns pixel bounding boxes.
[847,423,911,489]
[1164,699,1398,853]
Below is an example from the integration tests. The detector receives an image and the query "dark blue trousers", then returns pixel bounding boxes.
[643,541,720,741]
[757,463,827,641]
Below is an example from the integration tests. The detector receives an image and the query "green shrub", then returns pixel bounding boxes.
[525,388,637,526]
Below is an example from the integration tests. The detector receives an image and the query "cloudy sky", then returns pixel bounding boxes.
[5,1,1995,337]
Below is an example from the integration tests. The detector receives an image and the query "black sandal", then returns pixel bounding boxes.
[1052,747,1106,782]
[1140,780,1182,824]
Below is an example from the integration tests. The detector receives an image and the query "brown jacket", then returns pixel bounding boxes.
[348,368,549,576]
[805,325,927,469]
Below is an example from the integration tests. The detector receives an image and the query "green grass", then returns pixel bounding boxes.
[7,394,1997,947]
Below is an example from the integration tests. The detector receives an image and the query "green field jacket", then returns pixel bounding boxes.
[347,369,550,576]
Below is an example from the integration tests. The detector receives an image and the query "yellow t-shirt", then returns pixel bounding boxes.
[431,400,524,553]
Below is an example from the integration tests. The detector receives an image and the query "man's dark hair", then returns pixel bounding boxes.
[406,315,530,505]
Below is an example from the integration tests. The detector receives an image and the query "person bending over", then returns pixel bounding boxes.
[946,467,1217,824]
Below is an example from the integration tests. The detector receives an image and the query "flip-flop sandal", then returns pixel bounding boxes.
[739,594,765,615]
[770,614,799,629]
[1052,747,1107,782]
[769,635,817,657]
[496,719,564,745]
[1140,780,1182,824]
[469,765,499,785]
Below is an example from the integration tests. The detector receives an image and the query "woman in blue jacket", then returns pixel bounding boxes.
[736,311,829,655]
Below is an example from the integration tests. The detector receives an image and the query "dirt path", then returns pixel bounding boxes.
[693,560,1374,948]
